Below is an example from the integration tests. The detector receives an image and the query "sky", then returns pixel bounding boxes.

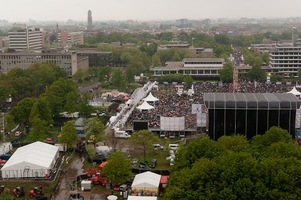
[1,0,301,22]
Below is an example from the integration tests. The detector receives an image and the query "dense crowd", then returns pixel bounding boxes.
[126,79,293,130]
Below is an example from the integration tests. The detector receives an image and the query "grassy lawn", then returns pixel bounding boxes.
[0,179,54,199]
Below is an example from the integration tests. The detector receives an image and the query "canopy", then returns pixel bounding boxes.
[287,87,301,96]
[204,93,301,110]
[123,96,129,101]
[99,161,108,170]
[132,171,161,189]
[137,101,154,110]
[143,92,159,102]
[1,141,59,178]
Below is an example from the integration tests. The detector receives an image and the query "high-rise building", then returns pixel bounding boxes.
[269,46,301,77]
[8,27,43,52]
[87,10,93,30]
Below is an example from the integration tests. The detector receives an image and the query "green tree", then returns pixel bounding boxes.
[129,130,159,162]
[97,66,112,83]
[58,121,78,150]
[10,97,35,125]
[183,75,193,88]
[219,62,233,83]
[43,78,79,117]
[4,113,16,135]
[102,151,132,186]
[111,68,127,90]
[29,97,53,126]
[85,117,106,147]
[164,127,301,199]
[28,116,49,142]
[247,65,266,81]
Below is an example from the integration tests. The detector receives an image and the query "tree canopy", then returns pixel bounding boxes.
[164,127,301,200]
[219,62,233,83]
[58,121,78,150]
[129,129,159,162]
[102,151,132,186]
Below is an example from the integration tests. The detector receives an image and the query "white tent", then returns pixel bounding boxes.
[143,92,159,102]
[131,171,161,194]
[287,87,301,96]
[137,101,155,111]
[1,141,59,178]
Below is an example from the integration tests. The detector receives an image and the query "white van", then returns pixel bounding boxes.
[114,131,131,138]
[169,144,179,151]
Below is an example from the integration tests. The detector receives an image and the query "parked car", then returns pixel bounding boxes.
[139,162,146,168]
[153,144,164,150]
[168,144,179,151]
[15,131,22,137]
[149,159,157,168]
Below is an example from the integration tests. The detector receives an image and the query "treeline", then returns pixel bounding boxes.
[165,127,301,199]
[0,63,94,142]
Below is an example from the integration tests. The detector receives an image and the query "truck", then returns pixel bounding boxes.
[114,130,131,138]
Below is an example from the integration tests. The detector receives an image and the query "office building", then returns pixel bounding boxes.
[8,27,43,52]
[269,46,301,77]
[0,52,88,77]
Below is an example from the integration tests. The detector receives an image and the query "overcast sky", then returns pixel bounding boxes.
[1,0,301,22]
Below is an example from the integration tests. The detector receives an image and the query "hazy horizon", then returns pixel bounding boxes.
[1,0,301,22]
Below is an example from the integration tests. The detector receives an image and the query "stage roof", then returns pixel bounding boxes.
[204,93,301,110]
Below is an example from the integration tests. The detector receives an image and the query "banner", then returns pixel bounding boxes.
[192,104,202,114]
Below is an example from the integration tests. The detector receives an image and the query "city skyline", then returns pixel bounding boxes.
[1,0,301,22]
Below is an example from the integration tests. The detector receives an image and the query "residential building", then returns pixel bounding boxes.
[151,58,224,79]
[58,31,84,47]
[8,27,43,52]
[0,52,88,77]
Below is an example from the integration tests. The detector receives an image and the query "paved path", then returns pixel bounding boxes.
[54,156,112,200]
[54,156,85,200]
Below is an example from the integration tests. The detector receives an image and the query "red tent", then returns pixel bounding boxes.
[123,96,129,101]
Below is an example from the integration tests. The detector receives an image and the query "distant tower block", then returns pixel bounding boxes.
[87,10,93,30]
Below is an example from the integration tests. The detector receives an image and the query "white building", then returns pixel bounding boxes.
[151,58,224,79]
[1,142,59,179]
[269,46,301,77]
[9,27,43,52]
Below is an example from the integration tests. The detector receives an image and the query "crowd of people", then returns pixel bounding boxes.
[126,79,294,130]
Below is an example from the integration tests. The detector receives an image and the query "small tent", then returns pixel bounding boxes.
[287,87,301,96]
[137,101,154,111]
[143,92,159,102]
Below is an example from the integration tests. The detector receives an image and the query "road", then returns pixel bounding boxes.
[53,155,118,200]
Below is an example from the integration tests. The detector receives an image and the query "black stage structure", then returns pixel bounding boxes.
[204,93,301,140]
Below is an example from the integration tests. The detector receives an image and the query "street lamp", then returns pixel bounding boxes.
[2,112,4,143]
